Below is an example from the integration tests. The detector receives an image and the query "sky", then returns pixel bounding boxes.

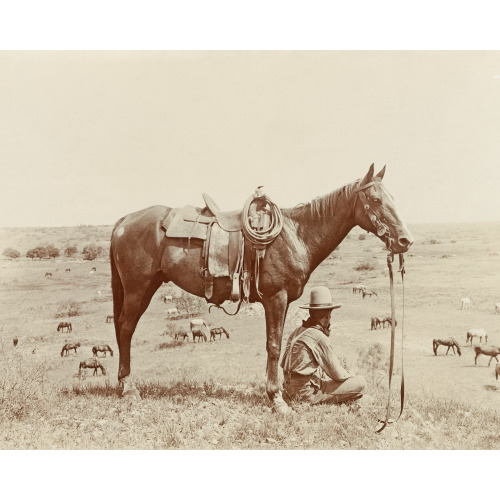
[1,50,500,227]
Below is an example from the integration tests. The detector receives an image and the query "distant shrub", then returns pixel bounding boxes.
[64,245,78,257]
[357,343,389,373]
[353,261,375,272]
[26,246,48,260]
[45,244,60,259]
[358,234,367,241]
[55,299,82,318]
[175,292,204,316]
[2,248,20,259]
[82,243,104,261]
[156,340,185,350]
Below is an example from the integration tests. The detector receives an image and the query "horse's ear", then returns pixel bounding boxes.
[360,163,375,186]
[375,165,386,181]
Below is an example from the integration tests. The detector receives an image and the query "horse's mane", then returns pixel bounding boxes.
[288,179,359,222]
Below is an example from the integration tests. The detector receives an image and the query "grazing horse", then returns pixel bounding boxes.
[370,317,382,330]
[92,345,114,357]
[353,284,366,294]
[109,164,413,412]
[174,331,190,341]
[57,322,72,333]
[61,342,81,356]
[495,303,500,315]
[79,358,106,377]
[167,307,179,318]
[190,319,209,342]
[163,295,173,303]
[106,314,114,323]
[210,327,230,341]
[362,290,378,299]
[461,297,472,310]
[433,338,461,356]
[466,329,488,345]
[45,272,52,277]
[474,345,500,366]
[381,316,397,328]
[65,268,71,272]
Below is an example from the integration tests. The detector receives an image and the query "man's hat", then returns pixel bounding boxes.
[299,286,342,310]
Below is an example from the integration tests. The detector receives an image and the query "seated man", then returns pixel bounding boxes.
[281,286,366,405]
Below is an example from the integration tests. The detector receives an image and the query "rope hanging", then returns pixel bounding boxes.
[242,194,283,246]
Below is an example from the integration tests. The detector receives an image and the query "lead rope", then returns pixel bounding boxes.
[376,253,405,433]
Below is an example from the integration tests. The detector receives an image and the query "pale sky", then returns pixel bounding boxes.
[1,51,500,227]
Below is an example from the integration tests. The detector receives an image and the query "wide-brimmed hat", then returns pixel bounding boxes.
[299,286,342,310]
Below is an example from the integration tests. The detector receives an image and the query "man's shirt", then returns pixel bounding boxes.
[280,324,351,382]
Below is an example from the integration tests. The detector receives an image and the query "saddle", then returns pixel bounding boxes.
[162,188,279,302]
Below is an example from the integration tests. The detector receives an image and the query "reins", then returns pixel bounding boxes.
[376,252,405,433]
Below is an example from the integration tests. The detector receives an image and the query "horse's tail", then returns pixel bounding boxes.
[433,339,438,356]
[110,219,125,344]
[109,346,114,357]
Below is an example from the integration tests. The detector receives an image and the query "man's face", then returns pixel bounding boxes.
[323,310,333,336]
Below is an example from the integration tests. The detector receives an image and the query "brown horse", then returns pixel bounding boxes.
[433,337,461,356]
[79,358,106,377]
[474,345,500,366]
[92,344,114,357]
[57,322,72,333]
[61,342,81,356]
[210,327,230,341]
[109,164,413,412]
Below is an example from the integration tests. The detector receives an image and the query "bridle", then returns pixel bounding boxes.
[353,180,406,433]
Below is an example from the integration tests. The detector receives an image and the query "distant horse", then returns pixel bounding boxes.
[433,337,461,356]
[109,164,413,412]
[57,322,72,333]
[13,337,18,347]
[92,345,114,357]
[167,307,179,318]
[461,297,472,310]
[495,303,500,315]
[474,345,500,366]
[106,314,114,323]
[61,342,81,356]
[79,358,106,377]
[91,267,97,272]
[381,316,397,328]
[174,331,189,341]
[190,319,209,342]
[362,290,377,299]
[353,285,366,294]
[65,268,71,272]
[45,272,52,277]
[210,327,230,341]
[466,329,488,345]
[370,317,382,330]
[163,295,173,303]
[89,270,95,277]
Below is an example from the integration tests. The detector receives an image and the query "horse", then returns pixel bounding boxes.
[461,297,472,310]
[474,345,500,366]
[362,290,378,299]
[61,342,81,356]
[174,331,190,341]
[433,337,461,356]
[106,314,114,323]
[466,329,488,345]
[57,322,72,333]
[210,327,230,341]
[190,319,209,342]
[92,345,114,357]
[109,164,413,412]
[65,268,71,272]
[163,295,173,303]
[370,317,382,330]
[45,272,52,277]
[167,307,179,318]
[79,358,106,377]
[353,284,366,294]
[91,267,97,272]
[381,316,397,328]
[89,270,95,277]
[13,337,18,347]
[495,303,500,315]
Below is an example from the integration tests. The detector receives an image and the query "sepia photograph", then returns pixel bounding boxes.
[1,3,500,496]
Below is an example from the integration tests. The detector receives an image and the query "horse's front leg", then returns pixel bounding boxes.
[262,291,290,414]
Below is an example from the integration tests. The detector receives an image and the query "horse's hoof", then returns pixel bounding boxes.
[122,388,141,401]
[272,401,293,415]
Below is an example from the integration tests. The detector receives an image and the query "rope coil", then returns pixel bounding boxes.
[242,195,283,247]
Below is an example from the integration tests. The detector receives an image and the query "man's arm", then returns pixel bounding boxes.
[312,337,352,382]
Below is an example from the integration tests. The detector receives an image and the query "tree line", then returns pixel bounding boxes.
[2,243,107,261]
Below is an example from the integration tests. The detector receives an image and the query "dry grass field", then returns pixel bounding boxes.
[1,221,500,449]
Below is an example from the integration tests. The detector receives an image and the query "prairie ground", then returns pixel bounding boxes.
[1,221,500,449]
